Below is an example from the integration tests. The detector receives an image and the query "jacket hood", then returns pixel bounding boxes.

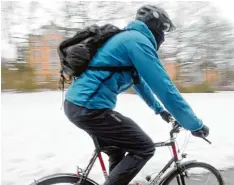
[125,20,157,49]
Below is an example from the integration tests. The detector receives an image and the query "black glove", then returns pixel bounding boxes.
[160,110,172,123]
[191,125,209,138]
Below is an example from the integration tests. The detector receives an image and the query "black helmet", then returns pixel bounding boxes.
[136,5,175,49]
[136,4,175,32]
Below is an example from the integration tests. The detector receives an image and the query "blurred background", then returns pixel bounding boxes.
[2,1,234,185]
[1,0,234,93]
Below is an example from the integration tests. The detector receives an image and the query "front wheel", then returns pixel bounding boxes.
[29,173,98,185]
[163,162,224,185]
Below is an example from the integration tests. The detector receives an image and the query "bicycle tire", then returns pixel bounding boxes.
[163,161,224,185]
[29,173,98,185]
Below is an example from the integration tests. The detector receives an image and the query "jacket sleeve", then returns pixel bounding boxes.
[132,77,164,114]
[128,40,203,131]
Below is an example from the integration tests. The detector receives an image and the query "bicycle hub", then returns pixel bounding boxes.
[145,175,151,181]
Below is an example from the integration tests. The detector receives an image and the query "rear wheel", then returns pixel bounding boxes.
[29,173,98,185]
[163,162,224,185]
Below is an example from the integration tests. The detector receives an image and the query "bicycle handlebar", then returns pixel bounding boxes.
[169,121,181,136]
[169,119,212,144]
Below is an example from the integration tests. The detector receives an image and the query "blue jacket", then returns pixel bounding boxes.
[65,20,203,131]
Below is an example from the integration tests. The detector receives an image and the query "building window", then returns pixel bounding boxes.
[31,40,41,47]
[49,49,59,70]
[50,49,57,60]
[47,39,58,47]
[49,64,59,70]
[35,63,42,70]
[50,49,58,63]
[33,50,41,58]
[51,74,60,80]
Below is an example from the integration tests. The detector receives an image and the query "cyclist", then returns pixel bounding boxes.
[64,4,209,185]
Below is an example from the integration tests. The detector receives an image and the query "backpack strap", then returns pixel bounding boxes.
[87,66,134,72]
[87,66,140,84]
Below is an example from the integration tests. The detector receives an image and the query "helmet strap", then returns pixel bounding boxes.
[151,29,165,50]
[144,18,165,50]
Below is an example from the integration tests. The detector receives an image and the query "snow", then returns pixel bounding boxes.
[1,91,234,185]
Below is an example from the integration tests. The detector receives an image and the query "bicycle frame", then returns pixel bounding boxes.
[76,124,184,185]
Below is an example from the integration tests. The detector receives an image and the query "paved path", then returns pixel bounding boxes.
[219,168,234,185]
[132,168,234,185]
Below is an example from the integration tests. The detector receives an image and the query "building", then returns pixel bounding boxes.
[163,61,177,80]
[204,68,219,86]
[176,62,219,87]
[28,22,67,82]
[16,45,28,63]
[27,22,219,88]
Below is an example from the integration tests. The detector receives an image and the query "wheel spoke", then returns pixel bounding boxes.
[204,173,212,185]
[176,175,181,185]
[164,162,224,185]
[180,174,185,185]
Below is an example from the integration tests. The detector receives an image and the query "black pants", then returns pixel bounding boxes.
[64,100,155,185]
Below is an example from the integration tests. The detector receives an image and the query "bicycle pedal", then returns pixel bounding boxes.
[181,153,187,158]
[76,166,83,176]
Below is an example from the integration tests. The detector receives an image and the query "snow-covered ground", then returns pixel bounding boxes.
[2,91,234,185]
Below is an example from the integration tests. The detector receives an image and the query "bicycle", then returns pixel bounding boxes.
[30,121,224,185]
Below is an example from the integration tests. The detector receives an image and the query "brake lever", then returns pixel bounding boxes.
[169,116,175,124]
[201,135,212,144]
[169,119,181,136]
[169,118,212,145]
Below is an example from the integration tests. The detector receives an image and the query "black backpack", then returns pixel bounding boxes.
[57,24,136,90]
